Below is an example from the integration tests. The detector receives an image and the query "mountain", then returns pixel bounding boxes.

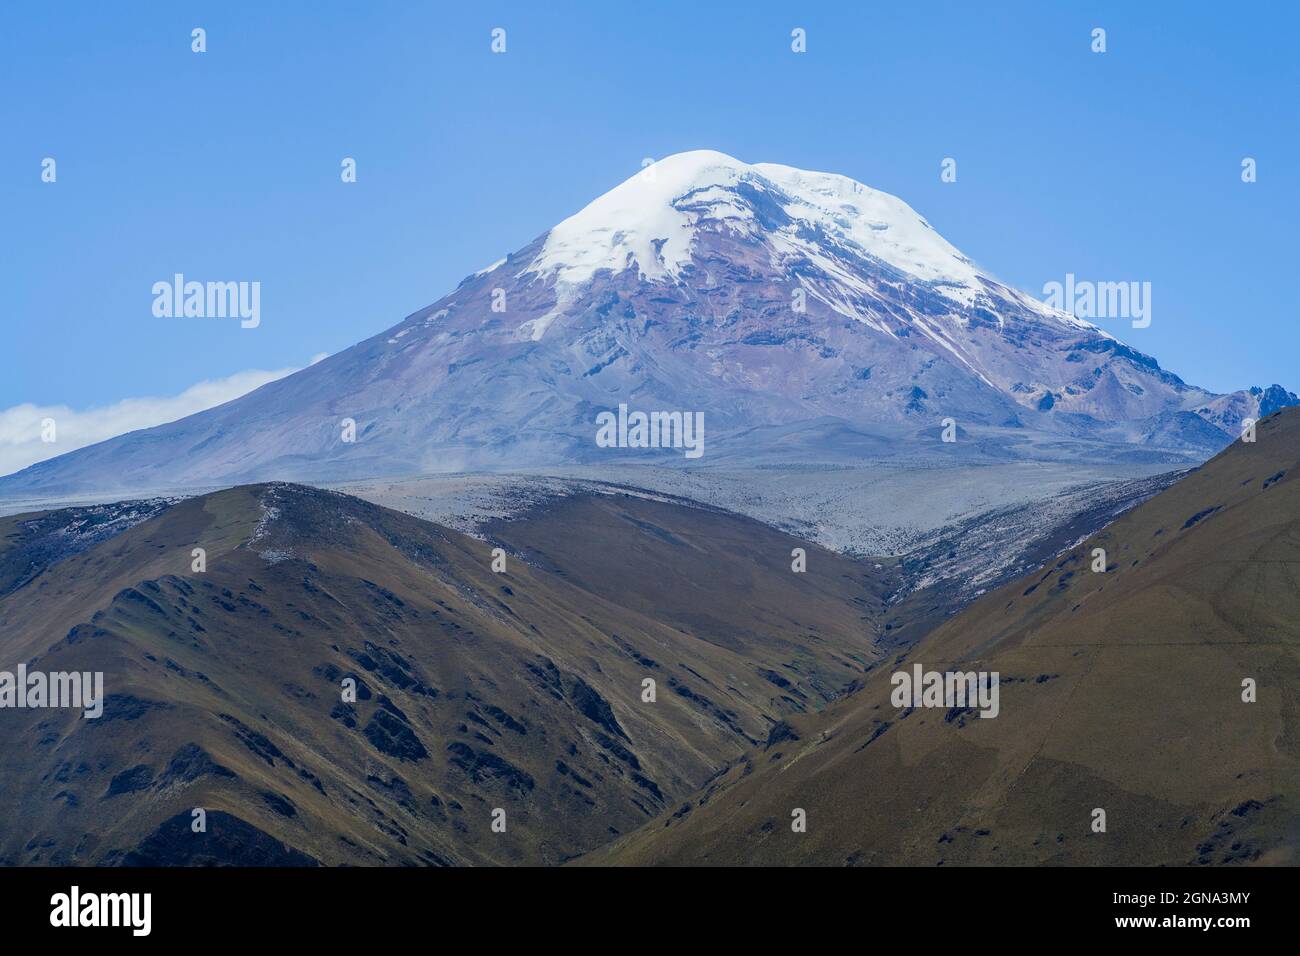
[0,482,894,865]
[3,150,1292,500]
[581,407,1300,866]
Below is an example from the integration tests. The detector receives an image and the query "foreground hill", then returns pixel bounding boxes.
[0,483,891,865]
[582,408,1300,866]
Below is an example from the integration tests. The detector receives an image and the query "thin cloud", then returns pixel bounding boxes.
[0,355,327,478]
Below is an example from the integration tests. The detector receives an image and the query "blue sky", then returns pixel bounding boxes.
[2,1,1295,430]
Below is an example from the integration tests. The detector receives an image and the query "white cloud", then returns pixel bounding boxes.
[0,355,328,478]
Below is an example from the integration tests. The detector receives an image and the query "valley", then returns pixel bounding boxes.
[2,411,1294,866]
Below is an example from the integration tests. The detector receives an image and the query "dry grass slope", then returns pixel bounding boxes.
[0,483,894,865]
[582,408,1300,866]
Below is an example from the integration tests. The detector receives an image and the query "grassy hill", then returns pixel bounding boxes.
[0,483,893,865]
[581,409,1300,866]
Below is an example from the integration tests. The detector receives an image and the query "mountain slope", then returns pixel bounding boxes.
[0,483,893,865]
[3,150,1292,499]
[581,407,1300,866]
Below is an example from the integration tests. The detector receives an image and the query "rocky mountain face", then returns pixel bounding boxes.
[581,408,1300,866]
[3,150,1292,499]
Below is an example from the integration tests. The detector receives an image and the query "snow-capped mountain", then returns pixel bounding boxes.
[3,150,1292,497]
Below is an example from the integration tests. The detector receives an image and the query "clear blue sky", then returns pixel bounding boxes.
[2,0,1295,410]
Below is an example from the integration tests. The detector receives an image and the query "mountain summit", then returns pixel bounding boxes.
[526,150,995,308]
[3,150,1292,497]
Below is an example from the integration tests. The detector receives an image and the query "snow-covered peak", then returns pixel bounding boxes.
[752,159,980,289]
[526,151,748,286]
[525,149,986,303]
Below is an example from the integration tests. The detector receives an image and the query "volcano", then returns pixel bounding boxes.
[3,150,1292,499]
